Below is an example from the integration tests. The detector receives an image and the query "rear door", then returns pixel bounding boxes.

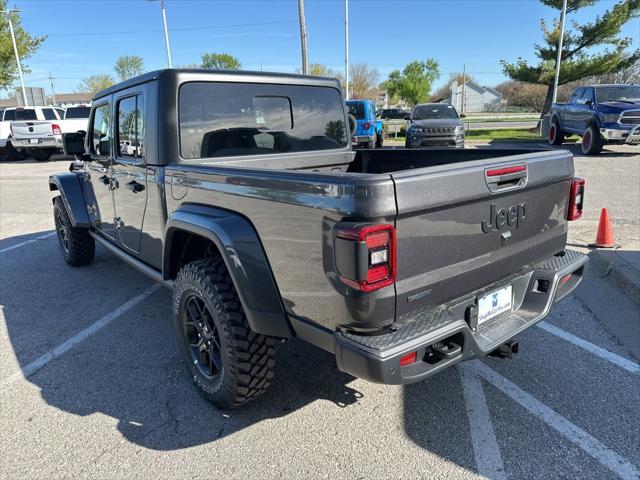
[111,89,148,253]
[389,151,573,322]
[87,101,117,239]
[564,88,583,132]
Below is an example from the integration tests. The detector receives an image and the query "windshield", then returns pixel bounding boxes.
[413,104,459,120]
[347,102,366,119]
[65,106,91,119]
[596,86,640,103]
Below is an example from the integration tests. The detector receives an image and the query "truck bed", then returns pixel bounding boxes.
[166,147,573,333]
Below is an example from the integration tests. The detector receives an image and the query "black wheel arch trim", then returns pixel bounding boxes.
[164,205,293,338]
[48,172,91,228]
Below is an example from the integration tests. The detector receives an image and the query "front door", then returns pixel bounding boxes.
[87,102,116,239]
[111,92,147,253]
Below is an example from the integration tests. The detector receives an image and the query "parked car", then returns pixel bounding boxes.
[379,108,409,120]
[1,106,65,161]
[347,99,384,148]
[53,69,586,409]
[549,84,640,154]
[6,105,92,162]
[405,103,465,148]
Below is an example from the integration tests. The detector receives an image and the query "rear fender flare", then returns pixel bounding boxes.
[48,172,91,228]
[164,205,293,338]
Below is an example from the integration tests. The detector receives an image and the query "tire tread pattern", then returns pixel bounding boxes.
[53,196,95,266]
[175,257,276,408]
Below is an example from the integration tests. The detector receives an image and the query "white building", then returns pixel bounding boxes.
[450,81,503,113]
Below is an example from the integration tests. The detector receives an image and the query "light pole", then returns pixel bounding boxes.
[551,0,568,104]
[148,0,172,67]
[344,0,349,99]
[1,9,28,106]
[297,0,309,74]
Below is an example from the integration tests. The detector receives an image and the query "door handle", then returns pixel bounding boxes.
[126,180,145,193]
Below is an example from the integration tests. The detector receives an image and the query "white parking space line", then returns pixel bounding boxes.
[1,284,161,388]
[459,363,507,480]
[0,231,56,254]
[537,321,640,374]
[471,361,640,480]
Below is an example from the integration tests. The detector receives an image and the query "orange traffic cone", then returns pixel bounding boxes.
[591,208,617,248]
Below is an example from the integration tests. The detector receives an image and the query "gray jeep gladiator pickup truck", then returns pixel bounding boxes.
[52,69,587,409]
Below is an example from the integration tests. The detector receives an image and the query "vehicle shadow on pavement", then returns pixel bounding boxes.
[3,230,483,474]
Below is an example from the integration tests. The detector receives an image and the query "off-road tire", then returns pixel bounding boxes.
[173,257,276,409]
[30,148,54,162]
[53,196,95,266]
[375,132,383,148]
[581,124,604,155]
[5,141,27,161]
[548,119,565,146]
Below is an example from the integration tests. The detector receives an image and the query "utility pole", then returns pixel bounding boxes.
[147,0,172,67]
[461,65,466,114]
[344,0,349,99]
[1,9,28,107]
[48,73,56,106]
[297,0,309,74]
[552,0,568,104]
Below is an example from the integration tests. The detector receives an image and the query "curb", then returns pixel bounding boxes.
[588,248,640,305]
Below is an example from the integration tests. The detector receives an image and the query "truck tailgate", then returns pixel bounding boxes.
[391,150,573,323]
[11,121,54,139]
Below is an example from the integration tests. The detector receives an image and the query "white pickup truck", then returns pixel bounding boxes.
[1,105,90,162]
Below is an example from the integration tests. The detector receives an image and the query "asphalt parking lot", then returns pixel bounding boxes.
[1,145,639,479]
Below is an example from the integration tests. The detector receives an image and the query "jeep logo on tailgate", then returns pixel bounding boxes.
[481,202,526,233]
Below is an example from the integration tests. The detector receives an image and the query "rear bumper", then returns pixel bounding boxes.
[352,135,374,144]
[14,136,62,149]
[299,249,587,385]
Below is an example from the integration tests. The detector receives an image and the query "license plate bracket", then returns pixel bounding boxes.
[478,285,513,326]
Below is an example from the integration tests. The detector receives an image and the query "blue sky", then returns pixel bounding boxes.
[4,0,640,97]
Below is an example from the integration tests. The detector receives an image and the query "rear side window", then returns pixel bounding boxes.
[179,82,348,159]
[347,102,365,119]
[65,106,91,119]
[90,104,111,157]
[42,108,56,120]
[116,95,145,159]
[3,109,15,121]
[15,109,37,120]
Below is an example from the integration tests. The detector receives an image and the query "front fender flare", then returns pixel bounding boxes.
[49,172,91,228]
[164,205,293,338]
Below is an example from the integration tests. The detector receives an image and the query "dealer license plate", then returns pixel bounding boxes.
[478,285,513,325]
[23,139,40,145]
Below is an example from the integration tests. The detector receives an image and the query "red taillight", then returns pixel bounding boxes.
[400,351,417,366]
[52,124,62,136]
[336,224,396,292]
[364,122,371,130]
[568,177,585,221]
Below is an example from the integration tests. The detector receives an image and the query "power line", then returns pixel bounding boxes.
[34,20,297,38]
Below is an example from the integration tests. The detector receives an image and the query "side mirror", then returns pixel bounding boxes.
[62,132,86,159]
[460,113,466,118]
[586,100,593,107]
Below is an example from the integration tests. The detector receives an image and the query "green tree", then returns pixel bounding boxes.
[77,74,115,96]
[114,55,144,81]
[382,59,440,106]
[297,63,340,78]
[0,2,45,90]
[201,52,241,70]
[501,0,640,115]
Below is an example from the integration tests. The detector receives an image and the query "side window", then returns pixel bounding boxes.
[116,94,145,159]
[56,108,65,119]
[570,89,583,104]
[4,109,15,121]
[42,108,56,120]
[583,88,594,103]
[90,103,111,157]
